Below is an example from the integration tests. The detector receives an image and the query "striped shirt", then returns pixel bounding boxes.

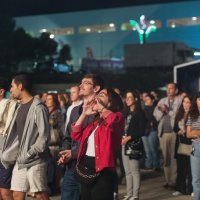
[186,115,200,143]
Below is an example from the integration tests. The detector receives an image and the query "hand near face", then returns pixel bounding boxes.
[158,104,169,113]
[82,99,97,116]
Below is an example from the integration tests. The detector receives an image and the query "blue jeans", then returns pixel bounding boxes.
[61,169,80,200]
[142,131,160,169]
[191,142,200,200]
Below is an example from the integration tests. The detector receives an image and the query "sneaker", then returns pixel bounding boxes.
[114,192,118,200]
[191,192,194,197]
[172,191,182,196]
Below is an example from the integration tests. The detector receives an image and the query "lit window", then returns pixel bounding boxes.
[79,23,116,34]
[39,27,75,36]
[121,20,161,31]
[167,17,200,28]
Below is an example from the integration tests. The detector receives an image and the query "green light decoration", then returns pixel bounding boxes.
[129,15,157,44]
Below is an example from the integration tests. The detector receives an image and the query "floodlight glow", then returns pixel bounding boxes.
[150,20,155,24]
[171,24,176,28]
[109,23,115,27]
[194,51,200,56]
[86,28,91,32]
[40,29,47,33]
[49,34,55,39]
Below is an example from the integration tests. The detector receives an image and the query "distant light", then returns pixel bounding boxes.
[86,28,91,32]
[194,51,200,56]
[150,20,155,25]
[109,23,115,27]
[140,30,144,34]
[40,29,47,33]
[192,17,197,21]
[171,24,176,28]
[49,34,55,39]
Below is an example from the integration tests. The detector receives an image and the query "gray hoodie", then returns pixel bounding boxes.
[1,97,50,169]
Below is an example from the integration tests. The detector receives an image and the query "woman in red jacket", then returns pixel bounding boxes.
[71,88,124,200]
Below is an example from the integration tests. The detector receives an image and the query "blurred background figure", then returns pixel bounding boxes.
[45,93,64,195]
[122,90,146,200]
[142,94,160,171]
[58,93,70,121]
[173,95,192,196]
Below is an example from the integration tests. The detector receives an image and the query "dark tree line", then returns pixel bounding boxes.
[0,16,72,75]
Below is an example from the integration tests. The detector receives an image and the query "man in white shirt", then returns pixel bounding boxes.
[65,85,82,131]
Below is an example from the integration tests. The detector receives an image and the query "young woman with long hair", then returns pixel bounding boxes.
[173,95,192,196]
[186,92,200,200]
[71,88,124,200]
[122,90,146,200]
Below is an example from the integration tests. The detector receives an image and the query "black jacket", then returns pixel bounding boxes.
[62,103,96,168]
[124,109,146,139]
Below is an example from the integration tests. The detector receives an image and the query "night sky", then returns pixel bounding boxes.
[1,0,194,17]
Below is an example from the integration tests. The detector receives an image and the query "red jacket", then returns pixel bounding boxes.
[71,111,124,172]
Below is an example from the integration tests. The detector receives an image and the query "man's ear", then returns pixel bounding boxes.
[18,83,23,91]
[0,89,5,96]
[94,85,100,93]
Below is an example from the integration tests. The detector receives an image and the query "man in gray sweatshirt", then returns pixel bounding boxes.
[1,74,50,200]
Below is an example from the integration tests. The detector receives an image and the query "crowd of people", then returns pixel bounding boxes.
[0,74,200,200]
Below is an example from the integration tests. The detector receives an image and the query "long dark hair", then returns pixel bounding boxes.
[190,92,200,121]
[47,93,60,114]
[123,90,141,117]
[106,88,123,112]
[175,95,192,123]
[96,88,123,124]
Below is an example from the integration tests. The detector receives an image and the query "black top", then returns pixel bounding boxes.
[62,103,96,169]
[124,109,146,139]
[15,98,33,145]
[144,104,158,133]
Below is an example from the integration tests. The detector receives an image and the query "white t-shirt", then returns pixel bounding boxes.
[186,115,200,143]
[85,126,99,157]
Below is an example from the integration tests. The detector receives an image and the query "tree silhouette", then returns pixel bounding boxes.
[0,16,58,74]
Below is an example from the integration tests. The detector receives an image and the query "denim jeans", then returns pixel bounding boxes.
[190,141,200,200]
[142,131,160,169]
[61,169,80,200]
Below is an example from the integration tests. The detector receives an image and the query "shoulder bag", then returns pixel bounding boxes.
[124,138,144,160]
[177,138,192,156]
[74,125,100,185]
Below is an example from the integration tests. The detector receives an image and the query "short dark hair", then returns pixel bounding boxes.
[146,94,155,101]
[166,82,177,89]
[0,77,9,91]
[13,74,32,93]
[83,74,104,91]
[106,88,123,112]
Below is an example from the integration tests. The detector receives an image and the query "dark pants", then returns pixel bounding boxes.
[81,169,115,200]
[176,154,192,194]
[61,169,80,200]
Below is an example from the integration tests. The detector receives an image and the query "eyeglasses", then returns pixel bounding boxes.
[80,81,94,86]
